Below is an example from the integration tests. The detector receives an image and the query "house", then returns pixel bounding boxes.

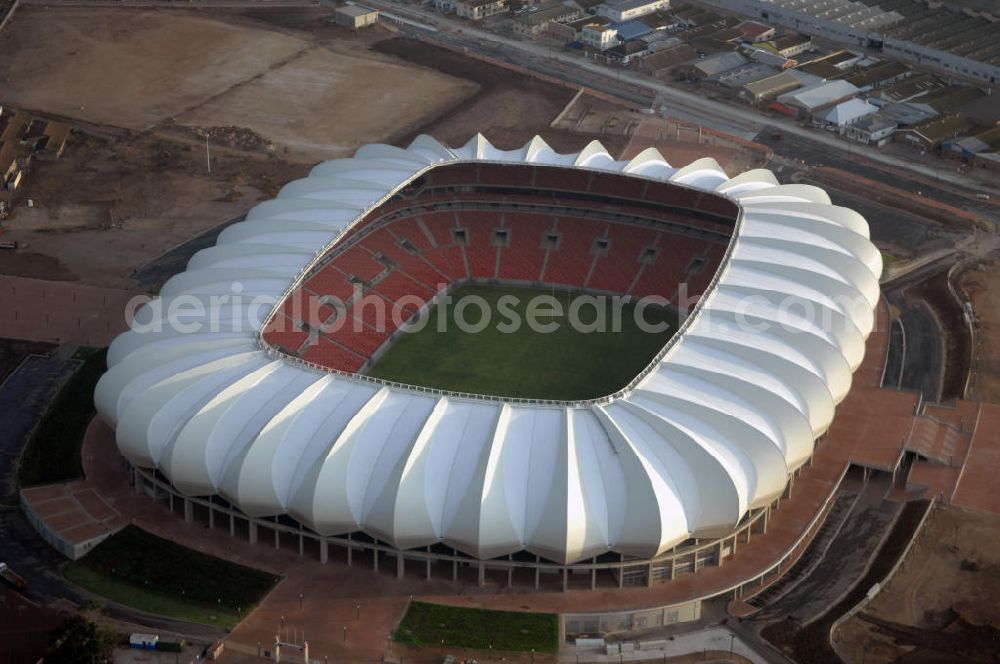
[742,70,803,104]
[454,0,507,20]
[549,14,597,40]
[513,3,581,38]
[843,114,897,146]
[602,39,648,65]
[774,79,859,117]
[41,122,71,159]
[566,0,604,13]
[843,61,911,91]
[943,127,1000,160]
[958,93,1000,127]
[333,5,378,29]
[678,51,748,80]
[738,20,773,42]
[822,98,877,127]
[639,42,698,77]
[595,0,668,22]
[610,19,651,41]
[581,21,619,50]
[895,114,974,152]
[771,33,812,58]
[0,111,30,144]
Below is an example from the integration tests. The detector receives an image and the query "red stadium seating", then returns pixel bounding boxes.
[263,165,736,374]
[302,337,365,373]
[586,224,657,293]
[497,214,552,282]
[541,217,600,288]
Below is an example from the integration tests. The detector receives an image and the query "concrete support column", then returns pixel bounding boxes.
[619,554,625,589]
[133,467,142,495]
[426,557,432,581]
[299,532,304,557]
[183,498,193,524]
[646,562,654,587]
[731,534,738,557]
[320,539,328,564]
[716,540,724,566]
[273,637,281,664]
[374,548,379,573]
[591,567,597,590]
[453,559,458,583]
[668,557,676,580]
[347,533,352,567]
[507,558,513,588]
[274,523,280,550]
[208,500,214,530]
[477,562,485,587]
[534,564,540,590]
[561,567,568,592]
[397,553,404,579]
[168,492,174,514]
[249,520,258,545]
[229,512,235,537]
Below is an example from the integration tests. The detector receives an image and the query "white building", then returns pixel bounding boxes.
[844,114,898,146]
[582,22,620,50]
[823,98,877,127]
[596,0,668,22]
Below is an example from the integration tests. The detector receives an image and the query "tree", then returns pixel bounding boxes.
[45,615,116,664]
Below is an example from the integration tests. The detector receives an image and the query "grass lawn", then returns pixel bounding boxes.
[65,526,279,629]
[394,601,558,653]
[18,347,107,487]
[368,284,679,400]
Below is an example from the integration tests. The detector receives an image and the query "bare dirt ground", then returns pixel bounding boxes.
[178,41,478,162]
[833,505,1000,664]
[959,257,1000,404]
[0,9,308,130]
[373,38,631,156]
[1,130,308,288]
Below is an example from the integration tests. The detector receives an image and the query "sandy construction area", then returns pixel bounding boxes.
[0,9,307,129]
[177,45,478,161]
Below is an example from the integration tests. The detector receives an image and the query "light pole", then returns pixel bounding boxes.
[343,625,347,643]
[729,633,735,657]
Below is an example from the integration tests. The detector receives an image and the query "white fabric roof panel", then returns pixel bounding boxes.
[95,134,881,565]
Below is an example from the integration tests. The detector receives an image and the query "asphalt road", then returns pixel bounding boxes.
[371,0,1000,200]
[0,354,79,503]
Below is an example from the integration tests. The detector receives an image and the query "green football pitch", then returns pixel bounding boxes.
[367,284,679,400]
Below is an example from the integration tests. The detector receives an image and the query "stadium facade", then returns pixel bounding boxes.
[95,135,880,587]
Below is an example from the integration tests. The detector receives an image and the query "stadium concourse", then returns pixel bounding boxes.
[93,134,885,586]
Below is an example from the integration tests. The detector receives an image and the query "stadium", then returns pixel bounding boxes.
[94,134,880,589]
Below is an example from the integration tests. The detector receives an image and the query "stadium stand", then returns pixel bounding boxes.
[262,163,739,373]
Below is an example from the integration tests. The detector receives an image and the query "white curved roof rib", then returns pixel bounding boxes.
[96,134,882,565]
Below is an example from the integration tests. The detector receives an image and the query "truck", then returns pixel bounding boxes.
[0,562,26,590]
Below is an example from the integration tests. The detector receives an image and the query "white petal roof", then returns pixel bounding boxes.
[95,134,881,565]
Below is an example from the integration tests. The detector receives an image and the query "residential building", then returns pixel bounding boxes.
[774,79,859,116]
[454,0,507,20]
[739,20,774,42]
[581,22,619,50]
[843,114,897,146]
[333,5,379,29]
[772,33,812,57]
[822,98,877,127]
[513,3,581,37]
[895,113,974,151]
[596,0,668,22]
[843,60,910,91]
[741,70,803,103]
